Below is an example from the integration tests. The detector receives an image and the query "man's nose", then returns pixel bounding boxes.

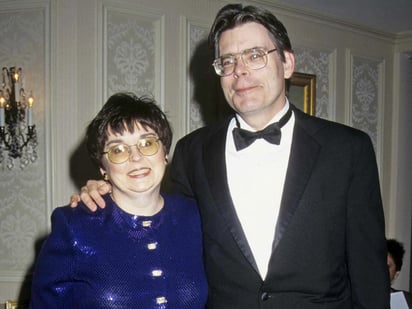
[233,55,249,76]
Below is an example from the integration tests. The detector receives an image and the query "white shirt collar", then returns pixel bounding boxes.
[235,99,290,132]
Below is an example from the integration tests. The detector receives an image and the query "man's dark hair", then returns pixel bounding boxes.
[208,3,293,62]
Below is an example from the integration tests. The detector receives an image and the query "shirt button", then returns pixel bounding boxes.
[261,292,269,301]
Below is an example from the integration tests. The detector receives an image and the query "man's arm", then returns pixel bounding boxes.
[346,133,390,308]
[69,180,112,211]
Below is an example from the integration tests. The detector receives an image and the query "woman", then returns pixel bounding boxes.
[30,93,208,308]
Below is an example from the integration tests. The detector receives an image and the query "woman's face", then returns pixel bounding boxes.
[100,123,167,198]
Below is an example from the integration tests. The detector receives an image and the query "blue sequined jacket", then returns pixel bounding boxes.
[30,193,208,308]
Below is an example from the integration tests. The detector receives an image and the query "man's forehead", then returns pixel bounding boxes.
[218,23,272,53]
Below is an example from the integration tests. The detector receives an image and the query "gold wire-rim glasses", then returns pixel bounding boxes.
[102,136,160,164]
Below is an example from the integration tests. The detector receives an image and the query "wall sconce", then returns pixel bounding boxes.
[0,67,37,169]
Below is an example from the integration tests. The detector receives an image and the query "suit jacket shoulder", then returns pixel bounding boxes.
[292,105,373,146]
[177,116,232,148]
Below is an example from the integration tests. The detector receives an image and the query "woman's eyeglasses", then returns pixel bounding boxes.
[102,136,160,164]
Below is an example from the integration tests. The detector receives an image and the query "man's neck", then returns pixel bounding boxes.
[237,100,289,131]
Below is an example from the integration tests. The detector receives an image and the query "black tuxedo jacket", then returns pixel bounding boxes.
[170,106,389,308]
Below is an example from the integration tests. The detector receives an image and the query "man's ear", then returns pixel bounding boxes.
[283,51,295,79]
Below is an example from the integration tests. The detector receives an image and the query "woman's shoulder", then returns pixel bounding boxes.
[52,194,113,223]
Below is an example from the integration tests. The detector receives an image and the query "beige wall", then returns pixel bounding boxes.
[0,0,411,305]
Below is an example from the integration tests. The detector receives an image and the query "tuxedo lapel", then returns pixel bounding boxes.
[199,110,322,274]
[203,118,259,273]
[273,109,321,250]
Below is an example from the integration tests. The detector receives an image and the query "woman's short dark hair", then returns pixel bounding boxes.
[86,92,172,168]
[387,238,405,271]
[208,4,293,62]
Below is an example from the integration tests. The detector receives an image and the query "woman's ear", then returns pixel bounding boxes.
[100,168,110,181]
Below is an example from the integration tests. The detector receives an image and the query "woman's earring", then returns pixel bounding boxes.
[165,155,169,164]
[103,173,110,182]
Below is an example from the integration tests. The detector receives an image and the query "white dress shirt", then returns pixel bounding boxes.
[225,100,295,278]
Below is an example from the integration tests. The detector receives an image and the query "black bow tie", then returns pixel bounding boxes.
[232,108,292,151]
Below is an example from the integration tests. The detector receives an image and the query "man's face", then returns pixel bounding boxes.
[218,22,294,129]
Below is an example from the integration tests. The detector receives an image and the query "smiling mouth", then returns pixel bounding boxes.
[235,85,258,95]
[128,168,151,178]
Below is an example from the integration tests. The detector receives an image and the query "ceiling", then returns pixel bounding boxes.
[271,0,412,35]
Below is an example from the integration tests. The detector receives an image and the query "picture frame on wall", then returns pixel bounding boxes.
[6,300,18,309]
[287,72,316,116]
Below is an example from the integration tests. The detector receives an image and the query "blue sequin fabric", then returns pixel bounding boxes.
[30,193,208,308]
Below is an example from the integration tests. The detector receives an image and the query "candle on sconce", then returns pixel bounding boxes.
[27,94,34,126]
[14,71,20,102]
[2,67,8,88]
[0,96,5,127]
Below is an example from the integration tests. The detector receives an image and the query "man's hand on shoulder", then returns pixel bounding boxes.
[70,180,112,211]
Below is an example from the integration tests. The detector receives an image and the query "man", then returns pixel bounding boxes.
[72,4,389,308]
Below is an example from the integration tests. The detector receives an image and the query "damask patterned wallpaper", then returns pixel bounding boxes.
[294,47,333,120]
[106,9,159,98]
[0,8,47,276]
[188,24,209,131]
[351,56,383,152]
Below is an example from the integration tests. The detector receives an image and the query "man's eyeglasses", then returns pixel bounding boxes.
[102,136,160,164]
[212,47,277,77]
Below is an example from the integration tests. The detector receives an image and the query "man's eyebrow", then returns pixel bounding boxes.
[218,47,261,58]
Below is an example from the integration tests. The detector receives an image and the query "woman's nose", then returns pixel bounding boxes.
[129,145,143,161]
